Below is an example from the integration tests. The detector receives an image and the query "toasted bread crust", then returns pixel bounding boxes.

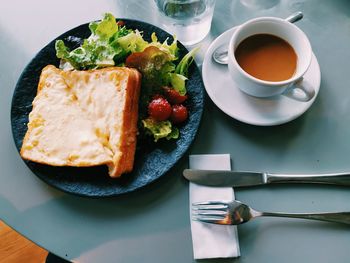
[108,68,141,177]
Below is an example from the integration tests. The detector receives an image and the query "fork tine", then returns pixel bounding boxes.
[193,216,228,225]
[192,204,228,211]
[192,201,229,211]
[191,201,232,225]
[192,215,225,223]
[192,201,230,206]
[192,210,227,217]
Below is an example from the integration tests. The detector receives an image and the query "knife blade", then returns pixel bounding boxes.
[183,169,350,187]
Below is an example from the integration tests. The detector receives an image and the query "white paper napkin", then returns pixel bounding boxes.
[189,154,240,259]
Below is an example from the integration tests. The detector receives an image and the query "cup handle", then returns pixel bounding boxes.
[282,77,315,102]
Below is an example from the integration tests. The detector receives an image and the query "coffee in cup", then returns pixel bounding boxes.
[228,17,315,102]
[235,34,297,82]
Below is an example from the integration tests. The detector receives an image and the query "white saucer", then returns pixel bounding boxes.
[202,27,321,126]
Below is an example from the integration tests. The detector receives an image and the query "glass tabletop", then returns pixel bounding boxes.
[1,0,350,262]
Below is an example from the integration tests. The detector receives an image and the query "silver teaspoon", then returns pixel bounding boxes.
[212,11,304,65]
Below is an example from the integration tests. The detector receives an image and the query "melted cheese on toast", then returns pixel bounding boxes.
[20,65,141,177]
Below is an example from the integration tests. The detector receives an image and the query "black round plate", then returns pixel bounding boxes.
[11,19,204,197]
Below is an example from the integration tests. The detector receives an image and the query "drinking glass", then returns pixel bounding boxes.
[154,0,216,45]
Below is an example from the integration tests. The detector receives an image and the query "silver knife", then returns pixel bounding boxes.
[183,169,350,187]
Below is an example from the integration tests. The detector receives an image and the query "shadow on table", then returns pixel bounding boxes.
[46,252,70,263]
[192,94,309,152]
[12,156,192,261]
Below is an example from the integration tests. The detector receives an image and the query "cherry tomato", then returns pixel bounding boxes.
[116,20,125,27]
[152,94,165,100]
[148,97,172,121]
[163,87,188,104]
[170,104,188,124]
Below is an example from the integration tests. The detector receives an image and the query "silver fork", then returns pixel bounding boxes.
[192,200,350,225]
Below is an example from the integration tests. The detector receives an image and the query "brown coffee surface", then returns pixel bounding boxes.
[235,34,297,82]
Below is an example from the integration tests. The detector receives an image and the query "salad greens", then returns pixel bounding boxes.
[55,13,197,142]
[142,118,179,142]
[55,13,178,71]
[56,13,131,69]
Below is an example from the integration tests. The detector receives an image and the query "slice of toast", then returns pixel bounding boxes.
[20,65,141,178]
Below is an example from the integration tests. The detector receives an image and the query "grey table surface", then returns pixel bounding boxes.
[1,0,350,262]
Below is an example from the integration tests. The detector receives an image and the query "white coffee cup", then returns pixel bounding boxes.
[228,17,315,102]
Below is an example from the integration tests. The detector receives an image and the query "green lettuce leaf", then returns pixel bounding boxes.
[55,13,133,70]
[169,73,187,95]
[175,46,199,77]
[126,46,174,89]
[147,33,178,60]
[89,13,118,41]
[166,126,179,140]
[142,118,179,142]
[114,29,148,53]
[55,40,78,69]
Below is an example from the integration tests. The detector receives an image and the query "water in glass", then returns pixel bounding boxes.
[154,0,216,45]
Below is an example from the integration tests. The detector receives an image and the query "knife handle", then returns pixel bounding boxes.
[266,172,350,185]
